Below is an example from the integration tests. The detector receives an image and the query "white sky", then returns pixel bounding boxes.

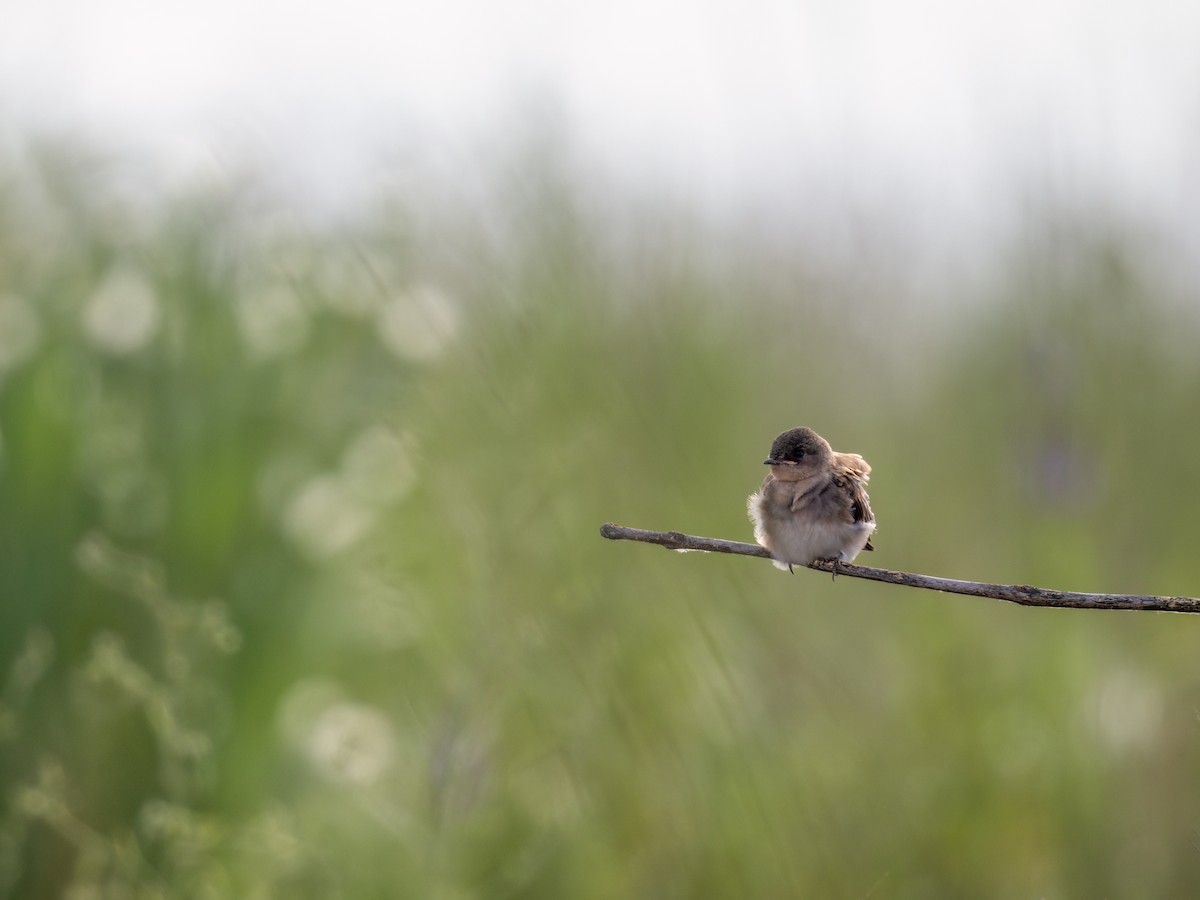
[3,0,1200,242]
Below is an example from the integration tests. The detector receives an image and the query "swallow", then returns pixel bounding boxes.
[748,426,876,575]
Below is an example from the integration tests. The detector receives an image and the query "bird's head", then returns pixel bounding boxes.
[763,426,833,479]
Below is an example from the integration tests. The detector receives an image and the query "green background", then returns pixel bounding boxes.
[2,143,1199,898]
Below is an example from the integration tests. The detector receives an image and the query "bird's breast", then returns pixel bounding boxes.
[749,482,874,567]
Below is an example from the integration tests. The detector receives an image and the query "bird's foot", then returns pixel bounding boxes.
[816,556,842,580]
[788,563,795,574]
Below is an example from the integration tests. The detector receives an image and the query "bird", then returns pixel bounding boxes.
[747,426,876,575]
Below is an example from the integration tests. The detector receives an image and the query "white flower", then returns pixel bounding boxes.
[282,475,374,559]
[377,284,460,361]
[306,701,396,786]
[83,267,160,355]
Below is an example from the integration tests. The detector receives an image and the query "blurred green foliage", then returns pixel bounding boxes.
[1,141,1200,898]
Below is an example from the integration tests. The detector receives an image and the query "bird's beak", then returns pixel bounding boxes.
[763,458,779,466]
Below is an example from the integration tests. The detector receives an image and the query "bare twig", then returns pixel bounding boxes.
[599,523,1200,614]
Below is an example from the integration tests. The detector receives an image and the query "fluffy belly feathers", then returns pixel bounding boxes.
[748,490,875,570]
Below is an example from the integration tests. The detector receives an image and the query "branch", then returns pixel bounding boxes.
[599,523,1200,614]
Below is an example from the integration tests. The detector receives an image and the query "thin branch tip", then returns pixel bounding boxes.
[600,522,1200,614]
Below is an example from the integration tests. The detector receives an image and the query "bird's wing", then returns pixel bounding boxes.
[828,466,875,527]
[790,467,873,528]
[833,452,871,482]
